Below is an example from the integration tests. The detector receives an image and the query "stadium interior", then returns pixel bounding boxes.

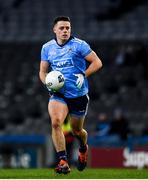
[0,0,148,168]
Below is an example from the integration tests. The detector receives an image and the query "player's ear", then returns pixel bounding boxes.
[53,25,56,34]
[53,27,55,33]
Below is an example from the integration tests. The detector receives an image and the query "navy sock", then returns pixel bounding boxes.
[57,150,67,161]
[75,135,87,152]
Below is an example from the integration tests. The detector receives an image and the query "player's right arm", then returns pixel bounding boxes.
[39,61,49,84]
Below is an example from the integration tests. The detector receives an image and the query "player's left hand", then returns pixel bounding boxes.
[73,74,84,89]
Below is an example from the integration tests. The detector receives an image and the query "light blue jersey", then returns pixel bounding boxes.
[41,36,92,98]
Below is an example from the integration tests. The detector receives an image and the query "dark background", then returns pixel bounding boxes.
[0,0,148,168]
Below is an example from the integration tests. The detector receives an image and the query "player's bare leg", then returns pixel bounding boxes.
[48,100,70,174]
[70,116,88,171]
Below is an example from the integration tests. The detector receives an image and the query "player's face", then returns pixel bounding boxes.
[53,21,71,44]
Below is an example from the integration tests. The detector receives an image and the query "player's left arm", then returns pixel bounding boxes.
[85,51,102,77]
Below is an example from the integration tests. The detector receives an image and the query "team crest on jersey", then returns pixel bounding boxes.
[68,48,72,52]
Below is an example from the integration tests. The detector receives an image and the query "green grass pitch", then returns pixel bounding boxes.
[0,168,147,179]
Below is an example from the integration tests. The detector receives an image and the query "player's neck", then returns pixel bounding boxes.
[55,36,73,47]
[57,39,67,45]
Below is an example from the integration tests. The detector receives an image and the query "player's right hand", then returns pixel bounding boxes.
[45,84,56,95]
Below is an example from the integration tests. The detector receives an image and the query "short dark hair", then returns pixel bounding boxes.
[53,16,71,26]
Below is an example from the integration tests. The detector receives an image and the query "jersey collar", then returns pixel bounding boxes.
[54,36,74,47]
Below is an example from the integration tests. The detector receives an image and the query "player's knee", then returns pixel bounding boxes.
[51,118,61,129]
[72,129,82,136]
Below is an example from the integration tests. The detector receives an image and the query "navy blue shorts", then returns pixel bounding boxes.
[49,93,89,117]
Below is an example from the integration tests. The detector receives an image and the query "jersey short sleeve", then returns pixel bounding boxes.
[79,40,92,58]
[41,46,48,61]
